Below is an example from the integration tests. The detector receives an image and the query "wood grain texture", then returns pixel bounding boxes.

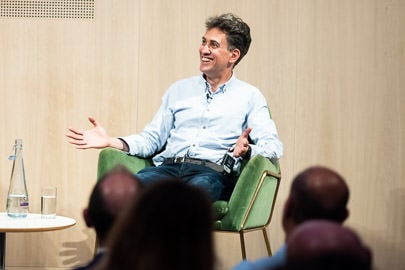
[0,0,403,269]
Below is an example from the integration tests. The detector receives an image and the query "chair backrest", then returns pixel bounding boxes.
[214,155,281,231]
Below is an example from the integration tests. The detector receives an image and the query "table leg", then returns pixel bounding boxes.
[0,232,5,270]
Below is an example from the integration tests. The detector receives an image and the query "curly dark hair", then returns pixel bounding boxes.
[205,13,251,66]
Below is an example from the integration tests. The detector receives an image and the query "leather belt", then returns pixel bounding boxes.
[163,157,223,173]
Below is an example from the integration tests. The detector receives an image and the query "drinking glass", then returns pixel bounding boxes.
[41,186,57,218]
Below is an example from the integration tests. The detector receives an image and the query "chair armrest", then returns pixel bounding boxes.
[214,155,281,231]
[212,200,229,220]
[97,148,154,180]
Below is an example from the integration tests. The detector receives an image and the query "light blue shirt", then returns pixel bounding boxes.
[232,244,287,270]
[121,74,282,166]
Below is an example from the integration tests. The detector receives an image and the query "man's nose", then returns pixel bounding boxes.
[200,44,211,54]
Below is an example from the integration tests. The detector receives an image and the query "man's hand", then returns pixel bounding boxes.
[233,127,252,158]
[66,116,111,149]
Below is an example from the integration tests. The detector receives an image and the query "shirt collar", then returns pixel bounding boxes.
[201,73,236,94]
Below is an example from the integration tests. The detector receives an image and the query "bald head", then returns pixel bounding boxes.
[99,168,139,215]
[286,220,372,270]
[283,166,349,236]
[84,165,143,243]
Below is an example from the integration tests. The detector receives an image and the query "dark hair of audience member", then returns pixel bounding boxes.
[97,178,215,270]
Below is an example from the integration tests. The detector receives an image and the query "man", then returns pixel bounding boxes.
[232,166,350,270]
[66,13,282,201]
[284,220,372,270]
[74,165,143,270]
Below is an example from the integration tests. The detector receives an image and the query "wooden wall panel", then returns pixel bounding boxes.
[0,0,404,269]
[0,0,141,268]
[294,1,405,270]
[365,1,405,267]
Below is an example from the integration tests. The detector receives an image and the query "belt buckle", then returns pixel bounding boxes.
[174,156,185,163]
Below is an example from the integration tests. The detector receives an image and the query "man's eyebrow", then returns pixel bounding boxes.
[201,36,221,47]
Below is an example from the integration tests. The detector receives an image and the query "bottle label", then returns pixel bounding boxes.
[20,201,29,206]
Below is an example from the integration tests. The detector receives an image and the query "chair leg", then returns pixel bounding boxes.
[262,228,272,256]
[239,231,247,259]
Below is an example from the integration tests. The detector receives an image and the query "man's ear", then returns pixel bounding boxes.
[229,48,241,65]
[282,196,298,240]
[83,208,93,228]
[282,197,292,227]
[342,208,350,223]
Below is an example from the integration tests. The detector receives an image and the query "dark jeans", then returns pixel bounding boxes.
[136,163,234,202]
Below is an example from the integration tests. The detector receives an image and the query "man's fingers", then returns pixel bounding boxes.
[88,116,98,127]
[66,129,84,140]
[74,144,89,149]
[67,139,86,146]
[67,128,83,136]
[242,127,252,138]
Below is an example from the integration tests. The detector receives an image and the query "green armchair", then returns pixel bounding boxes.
[97,147,281,259]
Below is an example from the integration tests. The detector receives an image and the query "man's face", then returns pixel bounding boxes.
[199,27,235,78]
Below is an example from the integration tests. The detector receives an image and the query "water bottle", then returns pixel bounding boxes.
[6,139,29,218]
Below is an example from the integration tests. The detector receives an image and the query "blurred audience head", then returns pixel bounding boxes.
[83,165,143,245]
[99,178,215,270]
[284,220,372,270]
[282,166,350,237]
